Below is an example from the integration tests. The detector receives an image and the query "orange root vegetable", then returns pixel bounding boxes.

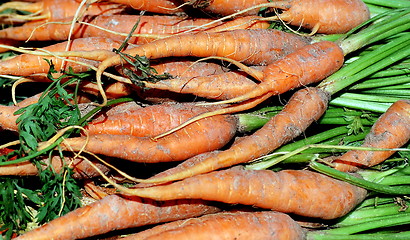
[120,166,367,219]
[0,14,269,43]
[141,70,258,100]
[138,87,329,183]
[104,0,189,14]
[62,108,238,163]
[15,195,221,240]
[84,102,230,137]
[0,155,110,179]
[0,0,125,23]
[121,210,307,240]
[184,0,370,34]
[211,40,344,105]
[332,100,410,172]
[0,37,123,76]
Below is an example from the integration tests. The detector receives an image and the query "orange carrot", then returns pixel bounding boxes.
[121,210,307,240]
[0,155,110,179]
[183,0,370,34]
[140,70,259,100]
[332,100,410,172]
[62,105,238,163]
[0,37,123,76]
[139,87,330,183]
[15,195,221,240]
[84,102,231,137]
[0,0,125,23]
[0,14,269,43]
[118,166,367,219]
[104,0,189,14]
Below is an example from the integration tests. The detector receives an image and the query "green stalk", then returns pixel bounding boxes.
[329,98,390,113]
[360,89,410,97]
[350,76,410,90]
[310,161,410,195]
[319,34,410,94]
[309,230,410,240]
[363,0,410,8]
[334,93,405,103]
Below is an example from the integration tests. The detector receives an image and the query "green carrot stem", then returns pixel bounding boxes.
[360,89,410,96]
[308,230,410,240]
[350,76,410,90]
[368,68,410,78]
[363,0,410,8]
[320,34,410,94]
[335,93,406,103]
[376,84,410,90]
[377,176,410,186]
[329,97,390,113]
[309,161,410,195]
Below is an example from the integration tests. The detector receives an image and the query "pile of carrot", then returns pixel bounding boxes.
[1,0,410,239]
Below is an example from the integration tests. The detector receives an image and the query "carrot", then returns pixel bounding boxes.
[84,102,231,137]
[62,105,238,163]
[15,194,221,240]
[332,99,410,172]
[0,37,123,76]
[140,70,259,100]
[0,14,269,43]
[117,166,367,219]
[104,0,189,14]
[138,87,330,183]
[0,154,110,179]
[183,0,370,34]
[120,210,307,240]
[0,0,125,23]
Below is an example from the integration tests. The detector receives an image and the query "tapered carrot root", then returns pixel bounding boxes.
[15,195,221,240]
[0,14,269,43]
[62,111,238,163]
[105,0,189,14]
[0,0,125,23]
[184,0,370,34]
[84,102,230,137]
[0,37,123,76]
[0,155,110,179]
[121,210,307,240]
[97,28,311,77]
[141,70,258,100]
[332,100,410,172]
[121,166,367,219]
[210,40,344,105]
[143,87,330,183]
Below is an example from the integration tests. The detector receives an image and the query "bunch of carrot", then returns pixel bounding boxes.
[0,0,410,239]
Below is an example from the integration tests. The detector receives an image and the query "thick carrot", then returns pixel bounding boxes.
[0,37,123,76]
[0,155,110,179]
[62,107,238,163]
[0,14,269,43]
[140,70,259,100]
[0,0,124,23]
[118,166,367,219]
[15,194,221,240]
[140,87,330,183]
[332,100,410,172]
[84,102,231,137]
[121,210,307,240]
[183,0,370,34]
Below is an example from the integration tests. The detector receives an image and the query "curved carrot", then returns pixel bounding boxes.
[332,100,410,172]
[15,194,221,240]
[105,0,189,15]
[0,155,110,179]
[119,166,367,219]
[0,37,123,76]
[183,0,370,34]
[121,210,307,240]
[141,70,258,100]
[62,109,238,163]
[138,87,330,183]
[84,102,231,137]
[0,14,269,43]
[0,0,124,23]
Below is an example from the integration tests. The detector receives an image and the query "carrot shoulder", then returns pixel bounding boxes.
[332,99,410,172]
[121,210,307,240]
[15,195,221,240]
[121,166,367,219]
